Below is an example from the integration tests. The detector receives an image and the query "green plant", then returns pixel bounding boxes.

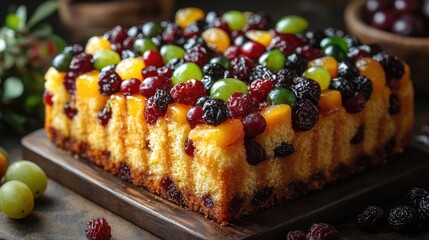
[0,1,66,133]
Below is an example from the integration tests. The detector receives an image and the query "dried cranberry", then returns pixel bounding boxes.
[224,45,241,60]
[144,90,172,124]
[249,78,275,102]
[287,230,307,240]
[344,91,366,113]
[231,55,255,80]
[242,113,266,138]
[291,77,321,104]
[240,41,266,61]
[98,69,122,96]
[357,205,385,232]
[85,217,112,240]
[162,23,183,44]
[139,76,172,98]
[296,45,323,60]
[210,17,230,33]
[351,76,373,100]
[269,34,303,56]
[292,99,319,131]
[63,71,79,94]
[118,162,132,182]
[202,194,214,208]
[161,176,184,205]
[274,142,295,157]
[227,93,259,119]
[142,66,158,78]
[170,79,206,105]
[184,45,208,68]
[184,138,195,156]
[306,223,341,240]
[348,46,371,62]
[43,90,54,106]
[105,25,128,44]
[120,78,141,97]
[70,53,94,73]
[143,50,164,67]
[202,98,230,126]
[245,141,266,165]
[157,66,173,78]
[388,94,401,115]
[97,105,112,126]
[186,106,204,128]
[63,102,78,119]
[183,20,205,39]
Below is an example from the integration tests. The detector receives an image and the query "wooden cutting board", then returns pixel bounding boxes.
[22,129,429,240]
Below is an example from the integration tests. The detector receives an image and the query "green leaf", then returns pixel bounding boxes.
[5,14,21,30]
[27,1,58,29]
[31,23,53,38]
[16,5,27,29]
[2,76,24,101]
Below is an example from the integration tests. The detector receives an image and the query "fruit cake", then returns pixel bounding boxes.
[44,8,414,224]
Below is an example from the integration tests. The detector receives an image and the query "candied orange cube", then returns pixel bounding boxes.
[115,58,145,81]
[309,56,338,78]
[318,90,342,115]
[189,119,244,147]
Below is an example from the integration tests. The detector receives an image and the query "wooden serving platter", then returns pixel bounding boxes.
[22,129,429,240]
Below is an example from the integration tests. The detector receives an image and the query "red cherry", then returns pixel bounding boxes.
[240,41,266,61]
[143,50,164,67]
[120,78,141,97]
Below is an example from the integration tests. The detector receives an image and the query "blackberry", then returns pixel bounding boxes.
[291,77,321,104]
[244,140,266,165]
[274,142,295,157]
[405,187,428,208]
[284,54,308,75]
[85,217,112,240]
[356,205,385,232]
[292,99,319,131]
[388,205,419,232]
[373,51,405,80]
[417,194,429,220]
[329,77,355,101]
[98,69,122,96]
[286,230,306,240]
[170,79,206,106]
[275,69,297,89]
[248,65,276,82]
[203,63,226,79]
[231,55,255,80]
[202,98,230,126]
[388,94,401,115]
[144,90,172,124]
[306,223,341,240]
[166,58,185,71]
[351,76,373,100]
[227,93,259,119]
[337,61,360,80]
[201,75,217,94]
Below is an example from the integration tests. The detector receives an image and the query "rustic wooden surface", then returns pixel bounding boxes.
[20,130,429,240]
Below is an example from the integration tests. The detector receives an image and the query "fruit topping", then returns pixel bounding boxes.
[303,66,331,91]
[85,217,112,240]
[203,63,226,79]
[356,205,385,232]
[133,38,158,54]
[227,93,259,119]
[98,67,122,96]
[201,98,230,126]
[292,99,319,131]
[144,89,172,124]
[388,205,419,232]
[97,104,112,126]
[249,78,275,102]
[323,45,347,62]
[184,138,195,156]
[329,76,355,101]
[184,45,209,68]
[175,7,205,29]
[240,40,266,61]
[172,62,203,85]
[160,44,185,64]
[275,15,308,34]
[242,112,266,138]
[210,56,231,70]
[290,77,321,104]
[202,28,231,53]
[258,49,286,72]
[306,223,341,240]
[186,106,204,128]
[351,76,373,100]
[210,78,249,101]
[405,187,428,208]
[320,36,349,53]
[120,78,141,97]
[231,55,255,80]
[52,53,73,72]
[274,142,295,157]
[337,61,360,80]
[373,51,404,81]
[222,10,247,31]
[244,140,266,165]
[284,53,308,75]
[267,88,297,109]
[143,50,164,67]
[70,52,94,73]
[93,50,121,70]
[63,102,78,119]
[140,76,172,99]
[170,79,206,105]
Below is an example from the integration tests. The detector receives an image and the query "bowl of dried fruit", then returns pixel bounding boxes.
[344,0,429,95]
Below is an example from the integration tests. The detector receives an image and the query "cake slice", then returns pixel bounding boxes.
[44,8,414,224]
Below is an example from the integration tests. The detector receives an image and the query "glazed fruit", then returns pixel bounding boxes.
[120,78,141,97]
[160,44,185,64]
[227,93,259,118]
[93,50,121,70]
[286,230,306,240]
[356,205,385,232]
[258,49,285,72]
[292,99,319,131]
[201,98,230,126]
[172,62,203,85]
[5,160,48,198]
[242,113,266,138]
[133,38,158,54]
[144,89,172,124]
[0,181,34,219]
[275,15,308,34]
[85,217,112,240]
[405,187,428,208]
[267,88,297,108]
[52,53,73,72]
[388,205,419,232]
[170,79,206,105]
[210,78,249,101]
[306,223,341,240]
[303,66,331,91]
[222,10,247,31]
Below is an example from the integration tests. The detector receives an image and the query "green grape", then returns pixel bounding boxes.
[172,62,203,85]
[5,160,48,198]
[210,56,231,70]
[320,36,349,53]
[133,38,158,54]
[93,50,121,70]
[303,66,331,91]
[210,78,249,101]
[52,53,73,72]
[0,181,34,219]
[160,44,185,64]
[267,88,297,108]
[222,10,247,31]
[323,45,347,62]
[258,49,285,72]
[142,21,162,38]
[275,15,308,34]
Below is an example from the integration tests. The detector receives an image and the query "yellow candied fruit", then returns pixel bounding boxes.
[115,57,145,81]
[202,28,231,53]
[356,58,385,94]
[260,104,291,130]
[175,7,205,29]
[245,30,273,47]
[85,36,112,55]
[309,56,338,78]
[76,70,105,98]
[126,95,146,117]
[166,103,191,125]
[189,119,244,148]
[44,67,66,92]
[318,90,342,115]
